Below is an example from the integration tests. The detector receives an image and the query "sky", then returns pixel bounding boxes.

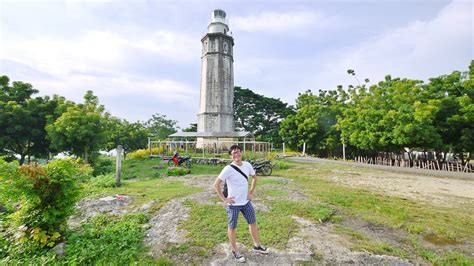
[1,0,472,129]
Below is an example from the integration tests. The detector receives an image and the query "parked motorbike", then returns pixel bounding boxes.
[168,152,192,168]
[249,159,272,176]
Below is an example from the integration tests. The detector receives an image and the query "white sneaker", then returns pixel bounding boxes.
[232,250,246,263]
[252,245,269,254]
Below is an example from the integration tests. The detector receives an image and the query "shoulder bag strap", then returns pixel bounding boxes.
[229,164,248,180]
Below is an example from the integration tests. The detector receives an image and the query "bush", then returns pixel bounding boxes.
[274,160,290,170]
[127,147,158,159]
[166,167,190,176]
[0,158,90,258]
[63,213,151,264]
[88,174,116,188]
[91,156,114,176]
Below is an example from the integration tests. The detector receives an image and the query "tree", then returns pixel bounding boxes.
[0,76,71,164]
[280,88,347,156]
[145,114,178,139]
[234,87,294,146]
[107,118,149,159]
[46,90,109,163]
[337,75,442,162]
[182,123,197,132]
[424,60,474,162]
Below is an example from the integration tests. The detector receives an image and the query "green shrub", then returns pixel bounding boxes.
[0,158,90,258]
[63,213,151,264]
[91,156,114,176]
[274,160,290,170]
[88,173,117,188]
[166,167,190,176]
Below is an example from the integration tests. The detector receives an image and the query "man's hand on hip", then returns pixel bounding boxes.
[224,197,235,204]
[247,192,253,200]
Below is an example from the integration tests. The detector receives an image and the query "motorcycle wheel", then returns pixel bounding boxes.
[185,160,192,169]
[168,160,174,166]
[261,165,272,176]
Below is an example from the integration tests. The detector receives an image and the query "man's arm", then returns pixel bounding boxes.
[214,177,235,204]
[248,174,257,200]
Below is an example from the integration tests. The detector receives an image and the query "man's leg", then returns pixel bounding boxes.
[227,205,239,251]
[228,227,238,251]
[241,202,269,253]
[248,223,261,247]
[240,202,260,246]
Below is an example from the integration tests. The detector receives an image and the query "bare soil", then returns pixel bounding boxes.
[290,157,474,210]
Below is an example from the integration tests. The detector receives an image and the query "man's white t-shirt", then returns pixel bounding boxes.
[218,161,255,206]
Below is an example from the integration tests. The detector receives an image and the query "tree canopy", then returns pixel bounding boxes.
[46,91,109,163]
[0,76,72,164]
[280,60,474,160]
[234,87,294,146]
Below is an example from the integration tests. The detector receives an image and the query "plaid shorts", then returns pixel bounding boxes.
[226,201,256,229]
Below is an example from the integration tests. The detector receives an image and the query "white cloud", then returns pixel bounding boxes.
[131,30,199,61]
[0,29,198,77]
[332,0,473,86]
[33,72,197,103]
[232,10,335,33]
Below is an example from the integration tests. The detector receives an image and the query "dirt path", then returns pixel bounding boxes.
[289,157,474,209]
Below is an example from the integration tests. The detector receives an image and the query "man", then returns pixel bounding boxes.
[213,144,269,263]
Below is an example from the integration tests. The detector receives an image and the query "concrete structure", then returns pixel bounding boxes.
[197,9,235,133]
[168,9,259,154]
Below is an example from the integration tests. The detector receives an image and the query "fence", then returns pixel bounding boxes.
[354,155,473,173]
[147,139,271,159]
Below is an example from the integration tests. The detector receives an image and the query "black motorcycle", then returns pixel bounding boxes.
[249,159,272,176]
[168,152,192,168]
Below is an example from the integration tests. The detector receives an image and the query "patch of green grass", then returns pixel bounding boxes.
[261,189,289,197]
[189,164,223,175]
[259,178,289,186]
[334,225,368,241]
[410,237,474,265]
[62,213,156,264]
[178,200,296,259]
[356,242,408,259]
[123,157,165,179]
[270,200,335,223]
[82,178,202,208]
[334,225,408,258]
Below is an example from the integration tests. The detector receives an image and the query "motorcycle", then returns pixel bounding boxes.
[249,159,272,176]
[168,152,192,168]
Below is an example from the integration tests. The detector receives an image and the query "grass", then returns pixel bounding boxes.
[271,160,474,264]
[83,178,202,208]
[4,157,473,264]
[122,157,165,179]
[176,199,296,259]
[62,213,154,264]
[334,225,408,258]
[272,161,474,241]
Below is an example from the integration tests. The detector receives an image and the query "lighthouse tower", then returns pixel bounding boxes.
[197,9,235,134]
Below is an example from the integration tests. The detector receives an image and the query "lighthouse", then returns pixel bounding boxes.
[197,9,235,134]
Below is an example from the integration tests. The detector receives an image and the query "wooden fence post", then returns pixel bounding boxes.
[116,145,123,187]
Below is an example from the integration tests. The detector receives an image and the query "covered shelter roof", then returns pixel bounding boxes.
[168,131,252,138]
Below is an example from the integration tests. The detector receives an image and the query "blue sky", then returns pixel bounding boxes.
[1,0,472,129]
